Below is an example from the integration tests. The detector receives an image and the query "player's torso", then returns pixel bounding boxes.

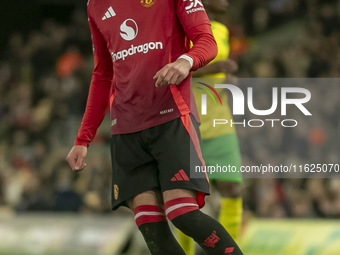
[87,0,192,134]
[89,0,178,63]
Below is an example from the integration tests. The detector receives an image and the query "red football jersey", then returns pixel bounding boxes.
[75,0,217,146]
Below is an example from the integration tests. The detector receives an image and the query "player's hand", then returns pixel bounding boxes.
[153,58,191,87]
[66,145,87,171]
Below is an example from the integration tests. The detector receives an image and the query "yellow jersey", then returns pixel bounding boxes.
[194,20,235,139]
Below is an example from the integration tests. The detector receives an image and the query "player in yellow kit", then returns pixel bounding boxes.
[178,0,242,254]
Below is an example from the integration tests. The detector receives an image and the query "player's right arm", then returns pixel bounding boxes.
[66,10,113,171]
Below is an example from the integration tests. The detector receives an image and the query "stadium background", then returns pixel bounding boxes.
[0,0,339,254]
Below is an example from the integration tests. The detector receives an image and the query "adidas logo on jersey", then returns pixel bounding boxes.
[102,6,116,20]
[171,169,189,181]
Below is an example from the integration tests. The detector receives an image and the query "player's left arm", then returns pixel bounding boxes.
[154,0,217,87]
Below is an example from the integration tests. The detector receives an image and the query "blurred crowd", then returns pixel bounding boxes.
[0,0,339,218]
[0,9,113,213]
[229,0,340,218]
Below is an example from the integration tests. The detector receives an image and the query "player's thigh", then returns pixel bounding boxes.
[163,189,196,204]
[111,133,160,210]
[129,189,163,209]
[150,115,209,191]
[149,114,210,207]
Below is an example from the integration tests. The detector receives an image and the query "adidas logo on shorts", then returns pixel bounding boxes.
[171,169,189,181]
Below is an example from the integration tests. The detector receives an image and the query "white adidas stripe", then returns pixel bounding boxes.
[108,6,115,16]
[134,211,164,221]
[165,203,198,216]
[102,6,116,20]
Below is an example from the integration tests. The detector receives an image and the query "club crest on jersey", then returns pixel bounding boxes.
[141,0,155,8]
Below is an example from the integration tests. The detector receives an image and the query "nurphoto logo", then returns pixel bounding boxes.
[195,82,312,128]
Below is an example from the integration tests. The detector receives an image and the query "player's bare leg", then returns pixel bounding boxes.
[129,190,161,208]
[129,190,185,255]
[163,189,244,255]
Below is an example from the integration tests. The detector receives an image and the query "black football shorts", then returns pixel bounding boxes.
[110,114,210,210]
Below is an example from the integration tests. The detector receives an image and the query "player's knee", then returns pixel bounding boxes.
[164,197,200,230]
[163,189,196,202]
[131,190,165,227]
[134,204,167,227]
[216,181,242,198]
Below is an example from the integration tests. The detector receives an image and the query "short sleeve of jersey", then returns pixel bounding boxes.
[175,0,211,32]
